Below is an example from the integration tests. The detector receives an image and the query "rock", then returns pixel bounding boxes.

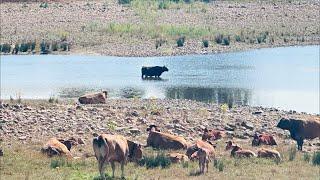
[131,111,139,117]
[224,125,234,131]
[0,148,3,156]
[78,91,108,104]
[252,110,263,115]
[18,136,27,140]
[129,128,140,134]
[241,121,254,130]
[77,138,85,145]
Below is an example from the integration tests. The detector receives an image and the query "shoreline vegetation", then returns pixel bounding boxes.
[1,0,319,57]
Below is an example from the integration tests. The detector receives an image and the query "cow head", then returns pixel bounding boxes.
[225,141,234,150]
[127,140,143,161]
[277,118,291,130]
[147,125,160,132]
[162,66,169,72]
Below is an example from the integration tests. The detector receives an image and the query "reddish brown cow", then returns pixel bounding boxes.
[186,139,215,160]
[93,134,129,179]
[202,128,224,141]
[225,141,256,158]
[168,152,189,163]
[252,133,277,146]
[257,148,281,161]
[41,138,72,158]
[146,125,188,150]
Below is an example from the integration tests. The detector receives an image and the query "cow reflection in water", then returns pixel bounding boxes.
[142,76,165,81]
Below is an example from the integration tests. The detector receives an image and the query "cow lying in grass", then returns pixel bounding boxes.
[225,141,256,158]
[202,128,224,141]
[41,138,73,158]
[257,148,281,161]
[252,133,277,146]
[146,125,188,150]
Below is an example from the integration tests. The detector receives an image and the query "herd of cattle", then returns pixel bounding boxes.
[41,118,320,179]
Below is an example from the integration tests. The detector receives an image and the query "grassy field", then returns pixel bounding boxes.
[1,141,319,180]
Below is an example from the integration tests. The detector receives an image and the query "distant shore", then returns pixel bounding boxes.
[1,0,319,57]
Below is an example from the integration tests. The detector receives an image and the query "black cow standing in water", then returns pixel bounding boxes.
[141,66,168,78]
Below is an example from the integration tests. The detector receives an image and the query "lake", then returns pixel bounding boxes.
[1,46,319,114]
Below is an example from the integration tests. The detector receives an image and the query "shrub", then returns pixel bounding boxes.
[19,43,29,52]
[51,42,59,51]
[222,36,230,46]
[288,146,296,161]
[140,153,171,169]
[214,159,225,172]
[220,103,228,113]
[202,39,209,48]
[48,96,55,103]
[13,44,19,54]
[60,42,69,51]
[158,1,169,9]
[40,41,50,54]
[235,35,242,42]
[176,36,185,47]
[1,43,11,53]
[155,38,166,49]
[40,2,48,8]
[118,0,131,5]
[312,151,320,166]
[303,153,311,162]
[50,159,65,169]
[214,34,223,44]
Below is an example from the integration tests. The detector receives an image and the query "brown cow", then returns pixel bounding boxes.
[191,148,211,174]
[168,152,189,163]
[225,141,256,158]
[202,128,224,141]
[41,138,72,158]
[93,134,129,179]
[127,140,143,162]
[257,148,281,160]
[78,91,108,104]
[146,125,188,150]
[252,133,277,146]
[186,139,215,160]
[277,118,320,150]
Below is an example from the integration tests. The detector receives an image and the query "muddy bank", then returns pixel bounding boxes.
[0,99,319,152]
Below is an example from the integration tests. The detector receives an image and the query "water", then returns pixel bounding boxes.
[1,46,319,114]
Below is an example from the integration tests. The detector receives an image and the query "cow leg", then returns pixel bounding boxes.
[98,159,106,180]
[111,161,115,178]
[297,138,304,151]
[121,161,125,179]
[206,160,209,173]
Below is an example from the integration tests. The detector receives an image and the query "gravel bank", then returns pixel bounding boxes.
[0,99,319,152]
[0,0,319,57]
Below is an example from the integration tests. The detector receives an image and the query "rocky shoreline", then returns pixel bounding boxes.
[1,0,319,57]
[1,99,319,152]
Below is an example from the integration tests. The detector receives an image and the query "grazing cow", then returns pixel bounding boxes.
[277,118,320,150]
[127,140,143,162]
[252,133,277,146]
[168,152,189,163]
[41,138,72,158]
[257,148,281,160]
[78,91,108,104]
[186,139,215,160]
[93,134,129,179]
[141,66,168,78]
[191,148,210,174]
[225,141,256,158]
[146,125,188,150]
[202,128,224,141]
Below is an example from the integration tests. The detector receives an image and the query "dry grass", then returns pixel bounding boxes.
[1,141,319,180]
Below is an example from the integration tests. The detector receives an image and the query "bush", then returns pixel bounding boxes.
[235,35,242,42]
[158,1,169,9]
[118,0,131,5]
[213,159,225,172]
[155,38,166,49]
[139,153,171,169]
[312,151,320,166]
[222,37,230,46]
[288,146,296,161]
[40,2,48,8]
[303,153,311,162]
[176,36,185,47]
[40,41,50,54]
[202,39,209,48]
[13,44,19,54]
[1,43,11,53]
[19,43,29,52]
[60,42,69,51]
[214,34,223,44]
[51,42,59,51]
[50,159,65,169]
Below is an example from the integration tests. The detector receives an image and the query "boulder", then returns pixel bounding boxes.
[78,91,108,104]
